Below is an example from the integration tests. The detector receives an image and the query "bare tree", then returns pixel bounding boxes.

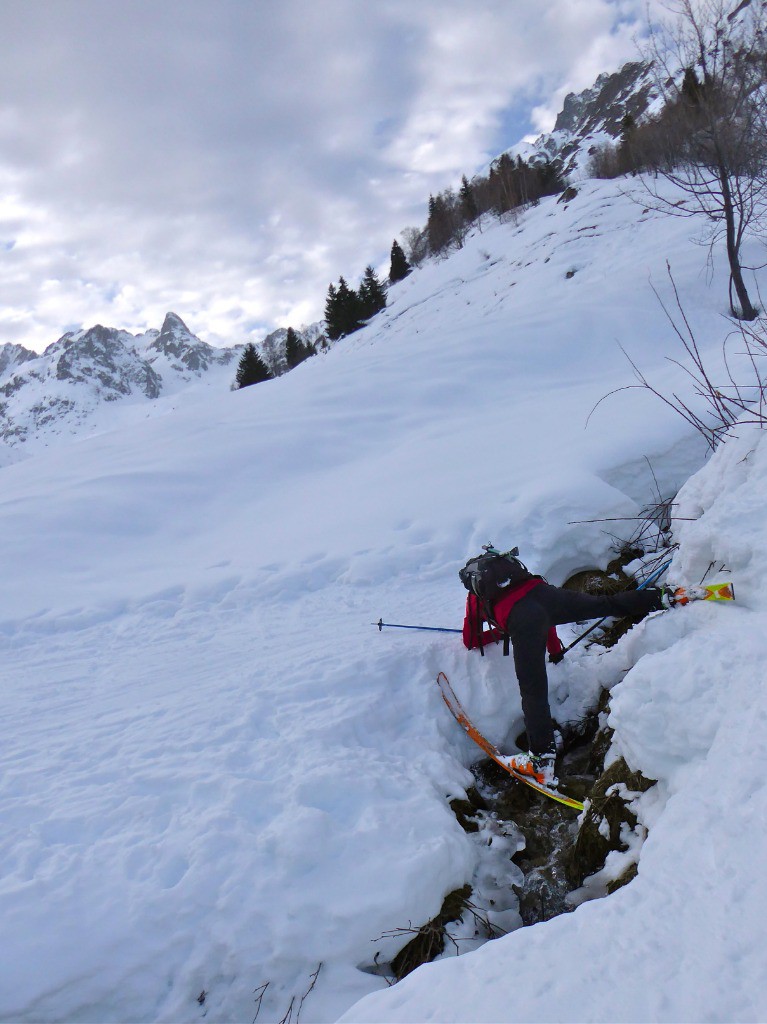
[641,0,767,320]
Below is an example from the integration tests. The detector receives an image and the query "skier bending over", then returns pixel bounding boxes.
[462,551,667,786]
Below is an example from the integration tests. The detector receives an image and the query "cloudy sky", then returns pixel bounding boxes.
[0,0,652,352]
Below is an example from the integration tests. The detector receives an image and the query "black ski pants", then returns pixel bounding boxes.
[505,584,662,756]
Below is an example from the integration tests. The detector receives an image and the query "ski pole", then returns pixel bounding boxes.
[373,618,461,635]
[561,556,674,656]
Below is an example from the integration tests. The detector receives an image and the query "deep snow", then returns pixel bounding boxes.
[1,178,765,1023]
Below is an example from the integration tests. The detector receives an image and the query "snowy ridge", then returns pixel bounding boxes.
[1,178,765,1023]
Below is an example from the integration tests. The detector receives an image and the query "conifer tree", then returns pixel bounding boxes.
[325,277,364,339]
[388,239,411,283]
[235,343,271,388]
[460,175,478,224]
[534,159,563,198]
[358,265,387,320]
[324,282,342,341]
[285,327,312,369]
[617,112,638,174]
[426,193,453,254]
[335,276,363,337]
[681,66,703,106]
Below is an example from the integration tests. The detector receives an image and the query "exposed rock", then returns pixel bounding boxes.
[554,63,654,139]
[146,313,233,376]
[518,61,658,178]
[449,787,488,833]
[390,885,473,981]
[557,186,579,205]
[566,755,655,890]
[0,343,36,379]
[52,325,162,399]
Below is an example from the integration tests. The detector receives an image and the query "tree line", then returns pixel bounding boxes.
[236,243,412,387]
[421,157,564,258]
[319,155,562,343]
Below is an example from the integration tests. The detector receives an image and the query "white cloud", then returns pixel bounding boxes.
[0,0,653,352]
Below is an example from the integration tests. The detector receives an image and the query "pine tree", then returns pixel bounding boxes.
[285,327,312,369]
[681,66,704,106]
[335,276,363,336]
[534,159,563,198]
[324,282,342,341]
[618,112,638,174]
[427,192,454,254]
[388,239,411,283]
[358,265,387,320]
[235,343,271,388]
[459,175,478,224]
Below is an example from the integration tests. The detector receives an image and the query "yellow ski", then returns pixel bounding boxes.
[671,582,735,605]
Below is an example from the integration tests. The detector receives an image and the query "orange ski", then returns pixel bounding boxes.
[436,672,584,812]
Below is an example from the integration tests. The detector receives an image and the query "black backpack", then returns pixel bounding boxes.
[459,545,533,656]
[459,544,532,603]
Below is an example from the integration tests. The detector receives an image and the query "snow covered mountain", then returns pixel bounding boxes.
[0,314,322,450]
[2,170,766,1024]
[144,312,237,380]
[519,60,657,177]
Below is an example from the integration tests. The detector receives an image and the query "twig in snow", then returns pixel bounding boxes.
[296,964,323,1024]
[277,996,295,1024]
[252,982,269,1024]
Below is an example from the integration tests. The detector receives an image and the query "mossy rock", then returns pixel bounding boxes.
[605,548,644,577]
[557,185,579,204]
[390,885,472,981]
[562,567,629,595]
[606,860,639,895]
[566,756,655,889]
[586,688,614,775]
[450,786,488,833]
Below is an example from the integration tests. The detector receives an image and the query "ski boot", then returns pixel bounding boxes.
[506,750,558,787]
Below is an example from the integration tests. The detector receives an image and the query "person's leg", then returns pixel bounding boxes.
[527,582,662,626]
[506,597,556,756]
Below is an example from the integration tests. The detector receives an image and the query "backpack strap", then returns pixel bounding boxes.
[480,597,510,656]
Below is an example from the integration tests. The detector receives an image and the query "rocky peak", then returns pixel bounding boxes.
[554,62,655,139]
[523,61,658,178]
[156,312,196,349]
[0,343,37,379]
[146,312,226,374]
[50,323,162,400]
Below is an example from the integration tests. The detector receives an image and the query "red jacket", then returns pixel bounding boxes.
[462,579,562,657]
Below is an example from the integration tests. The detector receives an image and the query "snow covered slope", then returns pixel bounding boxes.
[1,178,764,1024]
